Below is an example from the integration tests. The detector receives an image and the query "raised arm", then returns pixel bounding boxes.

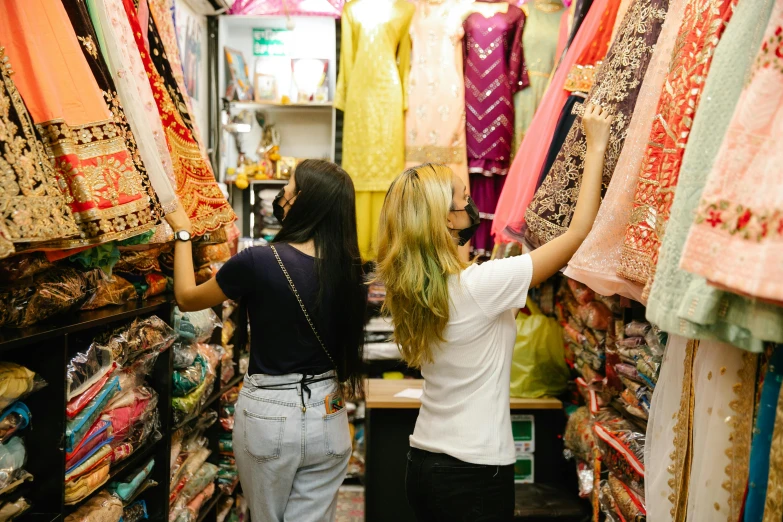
[529,104,613,287]
[166,204,228,312]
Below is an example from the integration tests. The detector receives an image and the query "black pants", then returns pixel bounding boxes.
[405,448,515,522]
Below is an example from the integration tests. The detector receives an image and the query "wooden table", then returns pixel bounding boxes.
[364,379,568,522]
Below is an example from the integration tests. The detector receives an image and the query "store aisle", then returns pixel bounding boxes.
[336,486,365,522]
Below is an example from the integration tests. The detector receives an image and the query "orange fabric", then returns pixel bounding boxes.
[0,0,158,246]
[619,0,740,289]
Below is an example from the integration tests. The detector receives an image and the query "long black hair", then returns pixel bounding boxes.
[273,159,366,397]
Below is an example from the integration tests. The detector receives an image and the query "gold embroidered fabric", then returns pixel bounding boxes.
[668,339,696,521]
[763,381,783,522]
[0,49,80,258]
[523,0,668,247]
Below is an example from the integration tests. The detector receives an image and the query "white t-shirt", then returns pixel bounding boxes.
[409,254,534,466]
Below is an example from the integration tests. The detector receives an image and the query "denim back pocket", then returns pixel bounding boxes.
[242,409,286,462]
[323,407,351,458]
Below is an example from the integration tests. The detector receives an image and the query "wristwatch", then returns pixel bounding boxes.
[174,230,192,242]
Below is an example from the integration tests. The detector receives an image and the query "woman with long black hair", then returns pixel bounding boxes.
[166,159,366,522]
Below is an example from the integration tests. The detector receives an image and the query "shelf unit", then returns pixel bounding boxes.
[0,296,244,521]
[216,15,338,237]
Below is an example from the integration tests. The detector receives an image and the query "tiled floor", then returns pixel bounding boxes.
[335,486,365,522]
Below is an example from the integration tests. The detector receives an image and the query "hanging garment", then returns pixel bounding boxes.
[335,0,414,193]
[146,0,209,158]
[0,0,162,247]
[491,0,616,243]
[618,0,739,290]
[678,4,783,304]
[0,48,80,258]
[744,345,783,522]
[562,0,622,95]
[535,93,585,194]
[644,0,783,354]
[561,0,686,301]
[121,0,235,236]
[512,0,564,157]
[65,0,177,222]
[565,0,594,49]
[463,1,528,255]
[463,2,527,177]
[764,369,783,522]
[523,0,669,248]
[645,336,758,522]
[405,0,468,185]
[85,0,177,212]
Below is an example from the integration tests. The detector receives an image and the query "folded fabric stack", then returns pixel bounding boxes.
[221,301,241,386]
[555,276,655,519]
[169,411,220,522]
[253,189,282,241]
[64,316,174,505]
[0,362,46,518]
[217,387,240,495]
[171,343,222,427]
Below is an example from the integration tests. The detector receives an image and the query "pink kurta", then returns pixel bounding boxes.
[405,0,468,185]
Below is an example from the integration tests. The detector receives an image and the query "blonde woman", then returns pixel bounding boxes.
[376,104,613,521]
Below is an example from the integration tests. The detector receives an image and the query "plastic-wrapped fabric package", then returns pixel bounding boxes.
[598,480,625,522]
[172,356,207,398]
[108,458,154,503]
[67,344,114,401]
[64,490,123,521]
[174,482,216,522]
[220,348,235,385]
[110,409,161,463]
[219,387,238,431]
[0,403,30,443]
[94,316,175,367]
[143,273,167,299]
[170,446,210,503]
[179,462,219,507]
[564,407,596,464]
[66,420,113,468]
[114,354,159,395]
[64,461,111,505]
[593,409,645,496]
[216,496,235,522]
[0,437,28,495]
[0,267,101,328]
[0,363,47,412]
[81,275,137,310]
[172,345,222,423]
[567,279,595,305]
[578,301,612,331]
[65,445,113,483]
[121,501,148,522]
[218,433,233,455]
[114,247,167,275]
[194,243,231,268]
[608,473,646,521]
[0,253,52,284]
[67,363,118,419]
[172,341,198,370]
[217,456,238,494]
[65,377,120,453]
[171,308,222,343]
[0,496,31,521]
[105,387,158,442]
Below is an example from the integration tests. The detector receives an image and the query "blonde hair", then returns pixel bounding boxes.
[376,164,468,368]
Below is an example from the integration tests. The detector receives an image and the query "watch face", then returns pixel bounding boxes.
[176,230,190,241]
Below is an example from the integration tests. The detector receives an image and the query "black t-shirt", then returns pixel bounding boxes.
[215,243,334,376]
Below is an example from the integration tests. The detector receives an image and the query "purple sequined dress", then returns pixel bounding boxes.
[464,3,528,255]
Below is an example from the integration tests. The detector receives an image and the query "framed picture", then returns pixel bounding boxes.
[291,58,329,103]
[225,47,253,101]
[254,73,277,101]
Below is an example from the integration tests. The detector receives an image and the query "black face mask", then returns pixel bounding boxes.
[272,189,295,224]
[449,196,481,246]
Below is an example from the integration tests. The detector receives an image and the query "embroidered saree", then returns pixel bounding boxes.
[122,0,236,236]
[0,49,80,259]
[644,0,783,353]
[0,0,161,246]
[84,0,178,214]
[679,5,783,304]
[563,0,688,301]
[492,0,614,242]
[524,0,669,248]
[618,0,739,289]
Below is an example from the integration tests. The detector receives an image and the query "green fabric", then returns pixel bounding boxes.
[85,0,110,63]
[645,0,782,352]
[117,230,155,247]
[69,243,121,275]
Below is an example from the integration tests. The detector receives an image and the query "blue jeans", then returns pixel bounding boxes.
[405,448,514,522]
[233,371,351,521]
